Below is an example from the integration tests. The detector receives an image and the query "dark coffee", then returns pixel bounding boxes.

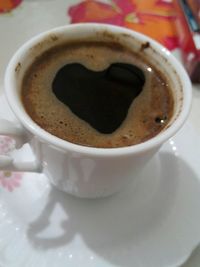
[53,62,145,134]
[22,41,174,148]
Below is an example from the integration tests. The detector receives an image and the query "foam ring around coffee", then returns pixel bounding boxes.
[21,41,174,148]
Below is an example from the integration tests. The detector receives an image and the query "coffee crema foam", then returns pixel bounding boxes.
[22,41,174,148]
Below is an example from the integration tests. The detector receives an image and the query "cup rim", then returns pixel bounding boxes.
[5,23,192,157]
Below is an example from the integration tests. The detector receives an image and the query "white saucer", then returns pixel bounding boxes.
[0,95,200,267]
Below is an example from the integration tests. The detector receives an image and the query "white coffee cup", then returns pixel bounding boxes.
[0,24,192,198]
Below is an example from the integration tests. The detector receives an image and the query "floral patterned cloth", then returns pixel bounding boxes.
[0,0,179,50]
[0,136,23,192]
[68,0,179,50]
[0,0,22,13]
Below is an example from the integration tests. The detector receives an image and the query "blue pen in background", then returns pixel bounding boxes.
[180,0,200,32]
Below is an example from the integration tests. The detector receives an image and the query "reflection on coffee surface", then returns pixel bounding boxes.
[22,41,174,148]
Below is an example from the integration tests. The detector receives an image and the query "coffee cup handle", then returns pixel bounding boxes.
[0,119,41,172]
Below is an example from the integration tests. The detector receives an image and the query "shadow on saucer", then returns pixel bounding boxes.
[181,243,200,267]
[27,152,200,267]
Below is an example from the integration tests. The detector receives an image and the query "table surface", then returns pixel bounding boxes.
[0,1,200,266]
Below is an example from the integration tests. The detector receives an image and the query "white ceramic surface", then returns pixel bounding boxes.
[0,0,200,266]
